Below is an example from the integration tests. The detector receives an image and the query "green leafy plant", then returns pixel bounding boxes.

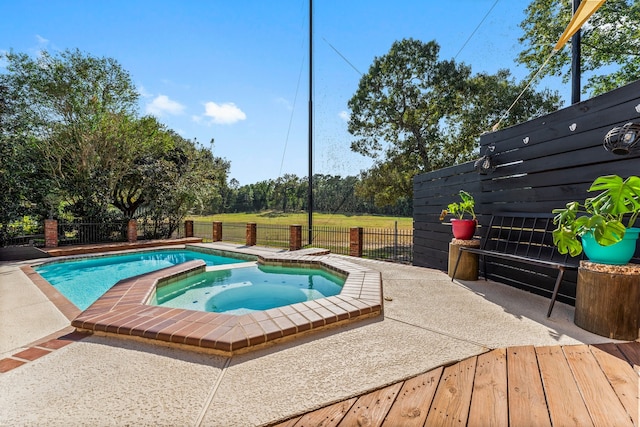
[440,190,476,221]
[552,175,640,256]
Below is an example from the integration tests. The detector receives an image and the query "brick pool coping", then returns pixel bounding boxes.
[69,250,383,355]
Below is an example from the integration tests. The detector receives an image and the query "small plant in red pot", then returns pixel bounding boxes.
[440,190,477,240]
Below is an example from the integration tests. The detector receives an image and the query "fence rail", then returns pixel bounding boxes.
[0,219,44,247]
[191,221,413,263]
[257,224,290,249]
[363,226,413,263]
[3,218,413,264]
[305,225,351,255]
[57,221,128,246]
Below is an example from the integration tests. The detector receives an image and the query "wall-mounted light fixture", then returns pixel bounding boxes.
[475,145,496,175]
[603,122,640,155]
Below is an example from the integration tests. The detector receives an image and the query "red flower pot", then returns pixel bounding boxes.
[451,219,477,240]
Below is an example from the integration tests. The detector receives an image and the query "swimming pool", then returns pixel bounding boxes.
[151,265,344,315]
[34,249,247,310]
[62,246,382,355]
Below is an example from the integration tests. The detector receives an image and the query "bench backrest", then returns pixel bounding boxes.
[480,212,580,266]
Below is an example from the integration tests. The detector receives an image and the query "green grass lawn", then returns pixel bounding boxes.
[189,211,413,229]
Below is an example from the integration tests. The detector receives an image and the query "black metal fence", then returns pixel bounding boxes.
[57,220,128,246]
[191,221,413,263]
[3,217,413,264]
[133,219,188,241]
[257,224,291,248]
[307,225,352,256]
[0,222,45,247]
[209,222,247,244]
[363,225,413,263]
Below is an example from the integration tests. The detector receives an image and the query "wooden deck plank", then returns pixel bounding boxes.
[381,366,443,427]
[590,343,640,426]
[267,343,638,427]
[467,348,508,427]
[285,397,357,427]
[424,356,477,426]
[616,341,640,367]
[563,345,634,427]
[507,346,551,427]
[270,416,301,427]
[337,383,402,427]
[535,345,593,426]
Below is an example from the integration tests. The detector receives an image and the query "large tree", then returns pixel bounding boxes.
[348,38,561,207]
[348,39,471,172]
[110,115,175,218]
[2,49,230,231]
[1,48,140,219]
[0,83,49,239]
[107,125,230,236]
[517,0,640,96]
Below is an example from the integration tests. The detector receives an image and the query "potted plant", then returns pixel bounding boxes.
[440,190,477,240]
[552,174,640,265]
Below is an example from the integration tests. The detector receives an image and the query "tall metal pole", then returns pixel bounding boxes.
[571,0,581,104]
[308,0,313,245]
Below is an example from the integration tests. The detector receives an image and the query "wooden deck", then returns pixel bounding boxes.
[271,342,639,427]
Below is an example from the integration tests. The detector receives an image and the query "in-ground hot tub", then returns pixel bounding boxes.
[151,263,346,314]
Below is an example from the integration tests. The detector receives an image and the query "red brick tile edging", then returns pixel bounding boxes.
[0,331,88,374]
[71,253,383,355]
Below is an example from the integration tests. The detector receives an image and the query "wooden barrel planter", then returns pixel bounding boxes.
[574,261,640,340]
[448,238,480,281]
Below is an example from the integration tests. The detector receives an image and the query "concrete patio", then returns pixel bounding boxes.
[0,243,625,426]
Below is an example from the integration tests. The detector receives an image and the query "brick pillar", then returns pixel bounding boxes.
[127,219,137,243]
[212,221,222,242]
[246,223,257,246]
[289,224,302,251]
[45,219,58,248]
[350,227,363,257]
[185,220,194,238]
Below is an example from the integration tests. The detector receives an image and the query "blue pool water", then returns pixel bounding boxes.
[152,265,344,315]
[35,250,246,310]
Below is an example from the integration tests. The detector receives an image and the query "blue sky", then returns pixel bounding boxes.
[1,0,572,185]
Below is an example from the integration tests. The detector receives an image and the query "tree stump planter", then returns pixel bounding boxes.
[448,238,480,281]
[574,261,640,340]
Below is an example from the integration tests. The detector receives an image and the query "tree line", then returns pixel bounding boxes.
[212,174,411,217]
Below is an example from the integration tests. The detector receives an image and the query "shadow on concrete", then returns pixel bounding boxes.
[0,246,51,261]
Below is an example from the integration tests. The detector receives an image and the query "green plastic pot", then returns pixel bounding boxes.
[581,227,640,265]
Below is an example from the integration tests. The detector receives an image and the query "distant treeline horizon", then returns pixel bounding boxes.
[207,173,411,217]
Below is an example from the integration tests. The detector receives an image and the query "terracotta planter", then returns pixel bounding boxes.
[451,219,477,240]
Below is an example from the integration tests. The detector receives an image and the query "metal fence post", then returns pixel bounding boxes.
[394,221,398,261]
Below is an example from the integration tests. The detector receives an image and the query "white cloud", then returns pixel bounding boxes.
[202,101,246,125]
[274,97,293,111]
[35,34,49,45]
[339,111,350,122]
[146,95,185,116]
[137,85,153,98]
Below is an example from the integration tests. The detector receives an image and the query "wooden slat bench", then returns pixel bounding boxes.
[451,212,581,317]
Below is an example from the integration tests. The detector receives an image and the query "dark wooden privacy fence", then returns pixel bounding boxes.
[413,79,640,306]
